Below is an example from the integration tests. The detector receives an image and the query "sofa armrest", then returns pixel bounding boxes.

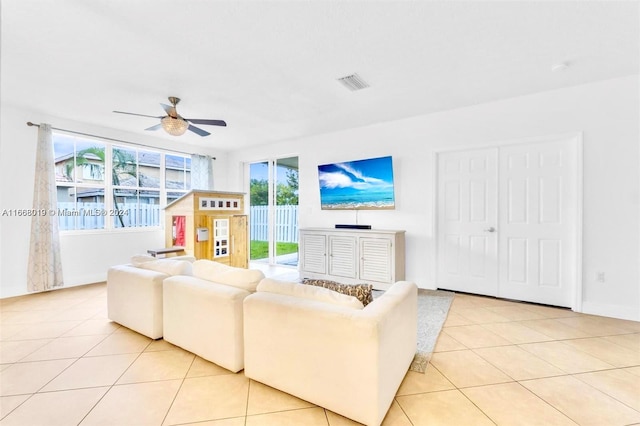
[107,265,168,339]
[243,281,417,426]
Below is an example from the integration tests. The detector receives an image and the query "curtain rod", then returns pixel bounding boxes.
[26,122,216,160]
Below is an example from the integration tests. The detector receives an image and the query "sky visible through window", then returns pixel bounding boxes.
[53,134,78,159]
[250,162,291,184]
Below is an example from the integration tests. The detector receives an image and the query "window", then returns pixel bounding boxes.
[53,132,191,231]
[54,134,106,230]
[165,154,191,205]
[112,146,161,228]
[248,157,299,266]
[213,218,229,258]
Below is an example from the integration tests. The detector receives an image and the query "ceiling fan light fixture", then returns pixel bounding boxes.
[161,116,189,136]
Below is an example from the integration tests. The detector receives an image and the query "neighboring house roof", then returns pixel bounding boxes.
[55,151,189,170]
[54,152,102,164]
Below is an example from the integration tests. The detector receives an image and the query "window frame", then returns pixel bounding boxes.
[53,131,191,234]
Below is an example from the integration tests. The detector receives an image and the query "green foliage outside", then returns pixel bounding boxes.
[75,147,136,227]
[251,240,298,260]
[250,179,269,205]
[250,168,299,206]
[250,167,299,260]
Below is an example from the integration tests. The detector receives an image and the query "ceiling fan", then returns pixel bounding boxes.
[113,97,226,137]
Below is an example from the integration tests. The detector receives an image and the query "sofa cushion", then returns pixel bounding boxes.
[138,259,193,276]
[303,279,374,306]
[172,255,197,262]
[192,259,264,292]
[131,254,156,267]
[257,278,364,310]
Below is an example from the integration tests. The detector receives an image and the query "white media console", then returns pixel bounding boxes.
[298,227,406,290]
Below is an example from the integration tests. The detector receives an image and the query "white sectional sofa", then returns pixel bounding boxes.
[107,255,195,339]
[109,256,418,424]
[243,278,418,426]
[162,259,265,373]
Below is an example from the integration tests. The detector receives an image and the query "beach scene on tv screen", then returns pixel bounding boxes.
[318,156,395,210]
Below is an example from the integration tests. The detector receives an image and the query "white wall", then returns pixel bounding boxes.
[227,75,640,321]
[0,104,227,298]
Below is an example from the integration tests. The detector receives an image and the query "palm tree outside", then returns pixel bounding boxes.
[75,146,137,227]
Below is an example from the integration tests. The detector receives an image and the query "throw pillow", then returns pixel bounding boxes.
[302,279,374,306]
[257,278,364,310]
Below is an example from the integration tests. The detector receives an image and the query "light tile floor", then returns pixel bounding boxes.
[1,282,639,425]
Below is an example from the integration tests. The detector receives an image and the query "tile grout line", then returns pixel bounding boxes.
[431,337,576,425]
[392,395,415,426]
[75,335,154,425]
[244,376,252,425]
[570,371,640,416]
[428,334,576,425]
[0,321,118,422]
[159,353,198,426]
[0,295,113,420]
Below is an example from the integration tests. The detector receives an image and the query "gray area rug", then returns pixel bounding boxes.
[409,289,455,373]
[372,288,454,373]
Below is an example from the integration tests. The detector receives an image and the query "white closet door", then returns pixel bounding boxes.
[498,138,577,307]
[436,148,499,296]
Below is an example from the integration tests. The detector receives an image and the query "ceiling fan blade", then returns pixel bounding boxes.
[160,103,177,117]
[144,123,162,131]
[188,124,211,137]
[185,118,227,127]
[113,111,163,119]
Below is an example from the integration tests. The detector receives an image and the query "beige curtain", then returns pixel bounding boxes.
[191,154,214,190]
[27,123,64,292]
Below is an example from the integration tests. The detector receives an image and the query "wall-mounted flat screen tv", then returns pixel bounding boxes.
[317,155,395,210]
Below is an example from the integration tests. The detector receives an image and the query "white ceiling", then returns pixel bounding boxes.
[1,1,638,152]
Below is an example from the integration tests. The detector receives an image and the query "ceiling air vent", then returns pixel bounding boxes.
[337,73,370,91]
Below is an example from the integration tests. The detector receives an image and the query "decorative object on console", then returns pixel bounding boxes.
[302,279,373,306]
[318,155,395,210]
[335,224,372,229]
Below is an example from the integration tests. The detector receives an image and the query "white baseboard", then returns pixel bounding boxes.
[0,274,106,299]
[64,273,107,287]
[580,301,639,322]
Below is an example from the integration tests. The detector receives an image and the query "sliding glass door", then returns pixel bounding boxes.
[248,157,298,266]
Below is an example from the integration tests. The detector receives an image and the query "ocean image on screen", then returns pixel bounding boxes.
[318,156,395,210]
